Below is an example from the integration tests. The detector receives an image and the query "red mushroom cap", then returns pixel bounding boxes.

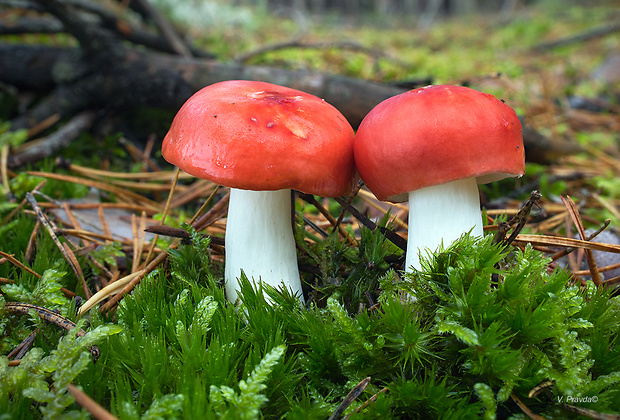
[354,85,525,202]
[162,80,356,197]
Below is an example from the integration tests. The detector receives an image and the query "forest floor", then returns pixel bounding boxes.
[1,1,620,418]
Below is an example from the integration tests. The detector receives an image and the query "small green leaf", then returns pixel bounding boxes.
[142,394,185,420]
[0,126,28,148]
[33,269,68,308]
[475,383,497,420]
[0,283,31,302]
[191,296,218,334]
[435,318,480,346]
[22,386,56,404]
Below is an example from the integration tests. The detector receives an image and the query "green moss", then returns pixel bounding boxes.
[1,221,620,418]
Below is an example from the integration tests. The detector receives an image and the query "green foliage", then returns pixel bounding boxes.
[0,347,47,415]
[23,323,121,419]
[60,132,130,171]
[404,235,620,416]
[0,265,76,354]
[3,222,620,418]
[5,173,46,200]
[88,242,126,273]
[388,373,483,419]
[474,383,497,420]
[297,212,401,310]
[142,394,185,420]
[1,321,121,419]
[0,121,28,148]
[1,268,69,310]
[209,344,286,419]
[183,223,213,272]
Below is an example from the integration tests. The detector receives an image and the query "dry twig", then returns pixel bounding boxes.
[67,383,118,420]
[328,377,371,420]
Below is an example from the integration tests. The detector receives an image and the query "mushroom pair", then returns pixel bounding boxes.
[162,81,525,303]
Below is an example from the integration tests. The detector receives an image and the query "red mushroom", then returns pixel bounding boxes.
[354,85,525,271]
[162,80,356,302]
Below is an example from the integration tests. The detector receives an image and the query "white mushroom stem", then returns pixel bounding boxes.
[406,177,484,272]
[225,188,303,303]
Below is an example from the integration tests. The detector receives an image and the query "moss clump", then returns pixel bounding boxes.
[1,229,619,418]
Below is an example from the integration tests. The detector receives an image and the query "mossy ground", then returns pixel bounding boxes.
[1,0,620,418]
[2,226,619,418]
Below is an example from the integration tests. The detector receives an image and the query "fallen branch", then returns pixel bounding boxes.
[129,0,192,57]
[67,383,118,420]
[235,39,408,68]
[534,22,620,50]
[514,234,620,255]
[8,111,95,168]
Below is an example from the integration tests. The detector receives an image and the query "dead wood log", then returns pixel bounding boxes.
[0,43,580,166]
[0,42,403,131]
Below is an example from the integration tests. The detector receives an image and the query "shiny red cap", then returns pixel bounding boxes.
[354,85,525,202]
[162,80,356,197]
